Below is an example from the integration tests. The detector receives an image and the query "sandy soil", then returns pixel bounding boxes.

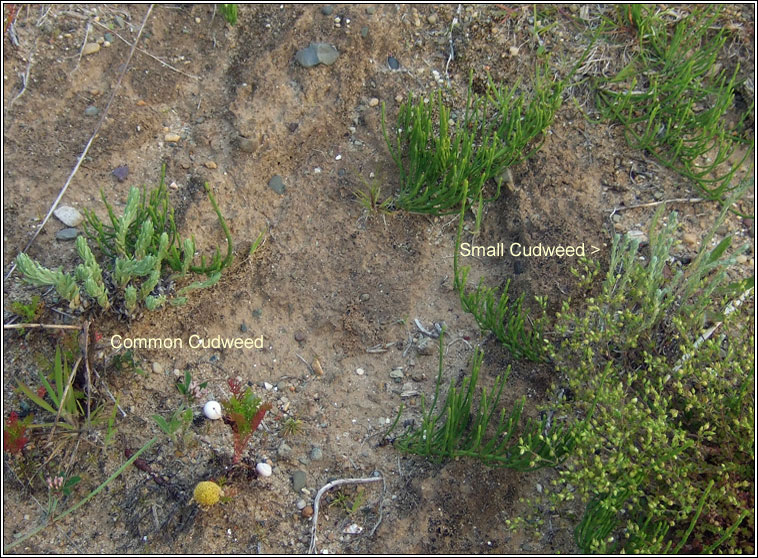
[2,4,753,554]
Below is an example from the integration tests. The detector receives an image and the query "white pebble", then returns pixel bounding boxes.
[256,462,273,477]
[203,401,223,420]
[368,97,379,107]
[356,368,365,375]
[335,154,342,160]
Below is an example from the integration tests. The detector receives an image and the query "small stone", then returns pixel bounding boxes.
[294,330,306,342]
[683,232,698,247]
[55,228,80,241]
[164,133,181,142]
[112,164,129,182]
[103,41,111,48]
[278,442,292,458]
[82,42,101,55]
[315,43,339,65]
[359,293,370,302]
[321,6,333,15]
[736,254,748,264]
[256,462,273,477]
[366,6,375,15]
[368,97,379,107]
[239,137,257,152]
[360,26,368,38]
[509,46,519,56]
[53,206,84,227]
[268,175,285,195]
[104,32,114,43]
[296,44,319,68]
[264,381,274,390]
[301,505,313,519]
[292,470,307,492]
[395,94,403,103]
[612,213,622,223]
[152,361,163,374]
[390,368,404,380]
[427,14,438,24]
[195,16,201,24]
[310,447,323,461]
[296,499,307,510]
[387,56,400,70]
[355,368,365,376]
[84,105,99,117]
[240,323,248,333]
[204,161,217,169]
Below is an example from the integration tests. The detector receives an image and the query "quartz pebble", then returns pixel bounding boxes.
[203,401,223,420]
[53,206,84,227]
[164,133,181,142]
[82,42,100,55]
[256,462,273,477]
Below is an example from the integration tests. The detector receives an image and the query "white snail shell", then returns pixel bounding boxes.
[203,401,223,420]
[256,462,272,477]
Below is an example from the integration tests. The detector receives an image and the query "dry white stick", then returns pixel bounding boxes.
[309,475,384,554]
[4,4,154,282]
[9,52,33,108]
[672,287,753,373]
[609,197,706,220]
[3,323,81,330]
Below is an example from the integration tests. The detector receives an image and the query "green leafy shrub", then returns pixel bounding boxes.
[545,196,754,553]
[218,4,238,25]
[596,5,754,204]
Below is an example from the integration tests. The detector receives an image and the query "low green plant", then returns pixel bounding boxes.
[10,295,44,323]
[110,349,146,376]
[544,193,754,553]
[281,417,303,438]
[222,378,271,464]
[453,190,547,361]
[329,487,367,517]
[175,370,207,405]
[16,346,83,429]
[354,175,394,215]
[152,405,193,444]
[382,65,564,222]
[596,5,754,205]
[391,330,577,471]
[218,4,238,25]
[16,167,236,316]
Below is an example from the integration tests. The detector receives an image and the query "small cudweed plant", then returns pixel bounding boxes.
[222,378,271,464]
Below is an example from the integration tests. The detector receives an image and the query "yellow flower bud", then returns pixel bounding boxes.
[194,481,223,507]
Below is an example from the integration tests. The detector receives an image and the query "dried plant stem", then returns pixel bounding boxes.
[3,323,81,330]
[308,475,384,554]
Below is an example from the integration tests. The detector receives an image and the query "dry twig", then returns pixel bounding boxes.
[309,474,385,554]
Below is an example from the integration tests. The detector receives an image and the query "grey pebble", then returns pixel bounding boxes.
[310,447,323,461]
[359,293,370,302]
[416,337,435,356]
[278,442,292,458]
[296,499,307,510]
[104,32,114,43]
[360,26,369,38]
[294,330,306,342]
[390,368,404,380]
[366,7,375,15]
[292,470,307,492]
[387,56,399,70]
[55,228,80,241]
[296,42,339,68]
[53,206,84,227]
[268,175,285,195]
[84,105,99,117]
[315,43,339,65]
[240,323,248,333]
[321,6,333,16]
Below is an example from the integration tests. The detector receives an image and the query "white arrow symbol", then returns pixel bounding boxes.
[591,245,600,255]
